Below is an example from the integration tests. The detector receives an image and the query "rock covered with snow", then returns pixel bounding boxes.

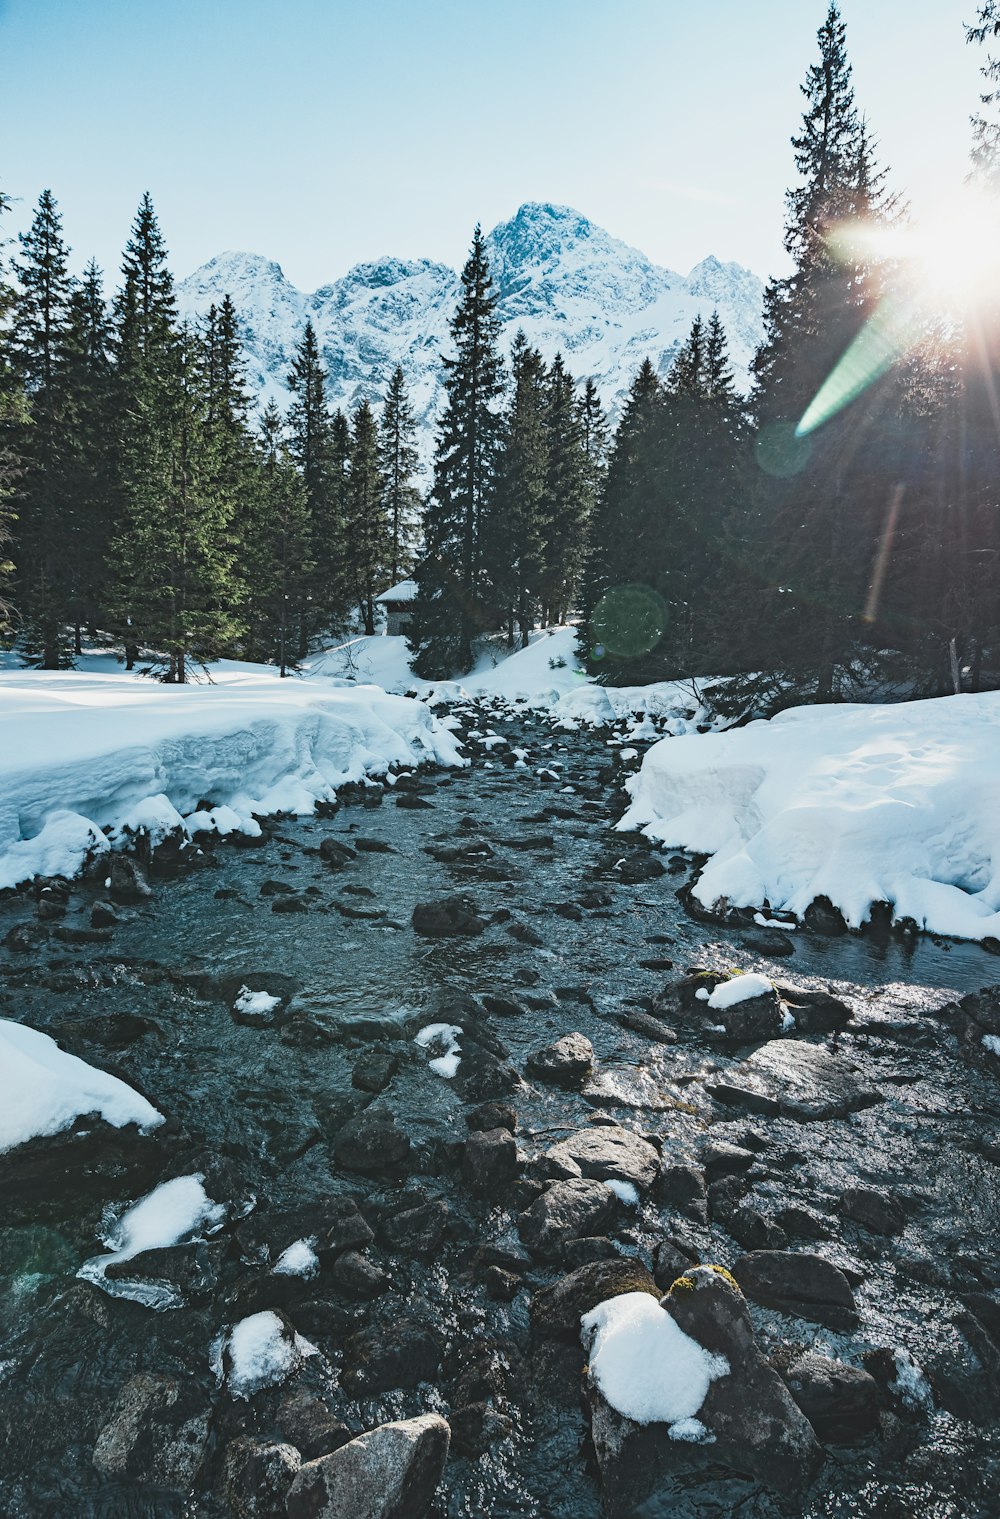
[222,1309,310,1399]
[79,1174,225,1309]
[584,1267,823,1514]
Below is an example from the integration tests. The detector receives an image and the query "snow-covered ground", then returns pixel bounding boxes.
[0,662,463,891]
[621,692,1000,943]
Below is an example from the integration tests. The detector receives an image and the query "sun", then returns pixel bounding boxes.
[837,190,1000,315]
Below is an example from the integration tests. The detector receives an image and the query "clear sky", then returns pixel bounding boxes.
[0,0,986,291]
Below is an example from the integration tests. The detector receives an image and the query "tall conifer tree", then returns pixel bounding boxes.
[378,364,421,584]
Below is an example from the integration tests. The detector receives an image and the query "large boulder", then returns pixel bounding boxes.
[518,1178,617,1261]
[411,896,486,937]
[782,1352,881,1442]
[525,1033,594,1089]
[530,1258,659,1342]
[285,1414,450,1519]
[706,1041,881,1121]
[543,1126,660,1193]
[585,1268,822,1515]
[734,1250,858,1329]
[92,1373,210,1490]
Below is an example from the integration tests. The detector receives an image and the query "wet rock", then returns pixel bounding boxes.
[341,1320,444,1395]
[778,1204,832,1241]
[272,894,309,914]
[104,1239,223,1302]
[108,855,152,904]
[1,1117,167,1223]
[449,1401,512,1458]
[706,1040,881,1121]
[726,1203,788,1252]
[466,1101,516,1134]
[463,1127,519,1197]
[657,1163,708,1223]
[90,899,126,928]
[525,1032,594,1088]
[740,928,795,957]
[277,1391,352,1460]
[284,1414,450,1519]
[617,1008,677,1044]
[652,1236,700,1291]
[701,1140,757,1176]
[617,852,666,884]
[5,921,48,952]
[803,896,848,936]
[840,1186,907,1236]
[713,985,784,1043]
[544,1125,660,1192]
[411,895,486,937]
[484,1264,521,1300]
[352,1048,399,1094]
[319,838,356,869]
[333,1109,410,1176]
[481,992,528,1018]
[453,1039,522,1104]
[530,1258,659,1341]
[782,1352,881,1442]
[507,920,544,947]
[92,1372,210,1490]
[380,1197,449,1255]
[777,982,853,1033]
[237,1197,373,1266]
[260,878,296,896]
[734,1249,858,1329]
[54,923,114,945]
[331,1250,390,1299]
[223,1436,302,1518]
[517,1177,617,1261]
[586,1267,822,1514]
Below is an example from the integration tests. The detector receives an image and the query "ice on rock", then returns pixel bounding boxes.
[581,1292,729,1429]
[707,973,773,1010]
[983,1034,1000,1057]
[79,1174,225,1308]
[223,1310,309,1398]
[604,1179,640,1206]
[0,1018,163,1155]
[273,1237,319,1278]
[234,986,282,1019]
[415,1023,462,1079]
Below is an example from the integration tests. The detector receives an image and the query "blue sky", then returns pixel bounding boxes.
[0,0,986,290]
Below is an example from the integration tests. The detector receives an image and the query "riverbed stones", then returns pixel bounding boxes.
[277,1391,352,1460]
[351,1047,399,1094]
[543,1125,660,1192]
[776,982,853,1033]
[237,1197,373,1267]
[92,1372,210,1490]
[333,1109,410,1176]
[284,1413,450,1519]
[585,1267,822,1514]
[782,1352,881,1442]
[340,1320,444,1395]
[517,1177,617,1260]
[840,1186,908,1236]
[222,1436,301,1518]
[530,1258,659,1341]
[463,1127,519,1197]
[319,838,356,869]
[108,856,152,904]
[734,1249,858,1329]
[525,1032,594,1088]
[331,1249,389,1299]
[705,1040,881,1120]
[658,1162,708,1222]
[411,894,486,936]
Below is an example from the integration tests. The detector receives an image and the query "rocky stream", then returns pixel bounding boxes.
[0,698,998,1519]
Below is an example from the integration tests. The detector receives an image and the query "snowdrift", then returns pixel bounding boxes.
[0,668,464,890]
[620,692,1000,942]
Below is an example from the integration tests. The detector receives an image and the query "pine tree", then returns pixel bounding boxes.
[0,188,23,637]
[378,364,421,585]
[409,225,503,676]
[539,353,590,626]
[244,401,312,674]
[345,399,388,634]
[286,322,344,651]
[968,3,1000,188]
[11,189,76,666]
[486,334,548,648]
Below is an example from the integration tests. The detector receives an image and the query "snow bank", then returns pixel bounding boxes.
[0,1018,163,1154]
[581,1292,729,1432]
[620,692,1000,943]
[0,667,464,890]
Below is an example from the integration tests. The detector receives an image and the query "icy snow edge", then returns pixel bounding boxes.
[0,669,465,891]
[619,691,1000,944]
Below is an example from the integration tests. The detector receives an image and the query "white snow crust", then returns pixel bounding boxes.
[79,1174,225,1307]
[0,1018,163,1154]
[225,1310,304,1398]
[621,692,1000,942]
[234,987,281,1019]
[415,1022,462,1079]
[0,664,463,891]
[581,1292,729,1428]
[706,973,773,1009]
[273,1237,319,1278]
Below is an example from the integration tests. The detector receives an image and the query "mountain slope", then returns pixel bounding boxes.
[176,202,765,449]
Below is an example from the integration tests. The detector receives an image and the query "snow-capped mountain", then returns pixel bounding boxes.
[177,202,765,453]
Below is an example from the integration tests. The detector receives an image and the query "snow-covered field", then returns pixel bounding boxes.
[621,692,1000,943]
[0,663,463,892]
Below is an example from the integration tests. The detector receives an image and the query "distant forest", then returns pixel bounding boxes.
[2,2,1000,706]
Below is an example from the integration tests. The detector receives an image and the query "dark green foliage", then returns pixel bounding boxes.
[0,187,22,636]
[539,353,590,626]
[378,364,421,585]
[346,399,388,635]
[409,225,504,677]
[243,401,312,674]
[286,322,346,650]
[486,334,549,648]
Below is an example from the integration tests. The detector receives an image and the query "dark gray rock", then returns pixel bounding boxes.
[777,983,853,1033]
[284,1414,450,1519]
[109,856,152,904]
[333,1110,410,1176]
[783,1352,881,1442]
[706,1040,881,1121]
[530,1258,659,1342]
[236,1197,373,1266]
[341,1321,444,1395]
[411,895,486,937]
[840,1186,907,1236]
[277,1391,352,1460]
[223,1436,301,1518]
[526,1033,594,1088]
[517,1177,617,1261]
[351,1048,399,1094]
[463,1127,519,1198]
[331,1250,390,1299]
[380,1197,448,1255]
[92,1373,210,1490]
[658,1163,708,1223]
[544,1126,660,1192]
[734,1249,858,1329]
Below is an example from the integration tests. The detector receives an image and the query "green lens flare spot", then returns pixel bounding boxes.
[591,585,667,658]
[755,421,812,478]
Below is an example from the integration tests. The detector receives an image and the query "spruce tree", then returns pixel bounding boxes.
[345,399,388,635]
[378,364,421,584]
[487,334,548,648]
[409,225,503,676]
[286,322,344,651]
[0,188,22,637]
[11,189,76,666]
[244,401,312,674]
[539,353,590,626]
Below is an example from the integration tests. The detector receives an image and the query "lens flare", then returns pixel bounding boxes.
[591,585,667,659]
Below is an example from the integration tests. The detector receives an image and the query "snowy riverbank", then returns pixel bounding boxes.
[621,691,1000,943]
[0,667,464,891]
